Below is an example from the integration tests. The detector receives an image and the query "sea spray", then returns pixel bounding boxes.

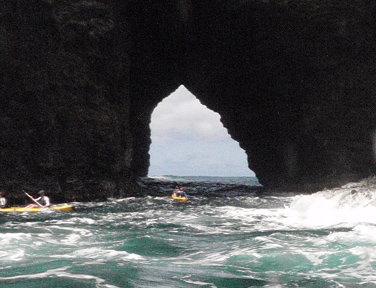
[289,181,376,227]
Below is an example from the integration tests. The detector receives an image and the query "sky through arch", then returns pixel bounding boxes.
[148,85,254,177]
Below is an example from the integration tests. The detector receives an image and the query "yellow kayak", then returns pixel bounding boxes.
[0,205,74,212]
[171,194,188,203]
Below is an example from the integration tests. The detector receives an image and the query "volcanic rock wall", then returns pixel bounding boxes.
[0,0,136,201]
[1,0,376,200]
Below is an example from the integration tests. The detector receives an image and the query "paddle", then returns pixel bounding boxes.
[23,191,43,207]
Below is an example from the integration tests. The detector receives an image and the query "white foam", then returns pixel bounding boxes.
[0,233,32,245]
[0,266,120,288]
[288,189,376,228]
[0,249,25,261]
[181,277,217,287]
[66,247,144,262]
[328,224,376,243]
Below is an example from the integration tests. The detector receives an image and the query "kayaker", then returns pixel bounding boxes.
[177,187,187,198]
[25,190,50,208]
[0,191,6,208]
[172,186,180,197]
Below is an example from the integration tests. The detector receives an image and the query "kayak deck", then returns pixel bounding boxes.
[0,205,74,212]
[171,195,188,203]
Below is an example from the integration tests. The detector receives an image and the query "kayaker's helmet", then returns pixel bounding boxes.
[38,190,45,195]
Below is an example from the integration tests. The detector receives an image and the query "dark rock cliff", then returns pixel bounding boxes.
[1,0,376,201]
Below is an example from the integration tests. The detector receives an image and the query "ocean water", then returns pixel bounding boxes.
[1,176,376,287]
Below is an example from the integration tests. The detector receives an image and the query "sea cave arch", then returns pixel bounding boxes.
[148,85,253,177]
[3,0,376,199]
[128,0,376,192]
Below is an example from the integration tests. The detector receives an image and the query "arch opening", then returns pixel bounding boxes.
[148,85,255,177]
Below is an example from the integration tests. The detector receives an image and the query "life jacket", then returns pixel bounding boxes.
[0,197,6,208]
[40,196,50,206]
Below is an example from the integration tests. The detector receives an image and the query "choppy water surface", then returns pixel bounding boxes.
[1,176,376,287]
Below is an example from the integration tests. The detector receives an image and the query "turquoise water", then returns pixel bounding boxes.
[1,177,376,287]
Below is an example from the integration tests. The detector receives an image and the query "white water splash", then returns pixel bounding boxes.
[289,179,376,227]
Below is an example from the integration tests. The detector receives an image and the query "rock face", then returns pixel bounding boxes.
[1,0,376,200]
